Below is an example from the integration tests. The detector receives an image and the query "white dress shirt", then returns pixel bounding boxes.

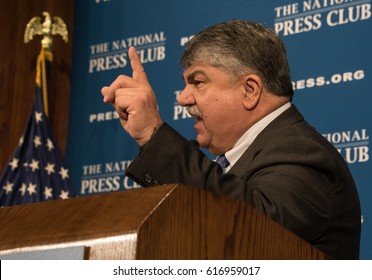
[223,102,291,173]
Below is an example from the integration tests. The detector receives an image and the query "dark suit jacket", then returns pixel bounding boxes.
[126,105,361,259]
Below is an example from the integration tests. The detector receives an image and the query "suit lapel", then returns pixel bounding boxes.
[228,105,305,177]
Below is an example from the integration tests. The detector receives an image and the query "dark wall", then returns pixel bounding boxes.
[0,0,74,172]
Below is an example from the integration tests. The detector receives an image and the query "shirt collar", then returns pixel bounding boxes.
[223,102,291,172]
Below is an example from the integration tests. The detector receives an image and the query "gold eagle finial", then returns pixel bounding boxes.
[24,11,68,49]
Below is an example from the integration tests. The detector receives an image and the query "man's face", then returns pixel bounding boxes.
[178,63,248,155]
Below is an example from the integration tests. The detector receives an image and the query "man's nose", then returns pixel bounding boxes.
[177,85,196,106]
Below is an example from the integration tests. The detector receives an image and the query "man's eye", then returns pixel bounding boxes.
[194,80,203,86]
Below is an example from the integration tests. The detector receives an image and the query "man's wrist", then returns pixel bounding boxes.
[138,122,164,148]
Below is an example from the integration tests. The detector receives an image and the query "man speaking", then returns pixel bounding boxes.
[102,20,361,259]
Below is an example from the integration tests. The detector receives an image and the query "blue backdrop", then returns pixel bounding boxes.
[66,0,372,259]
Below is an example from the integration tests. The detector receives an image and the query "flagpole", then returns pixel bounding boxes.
[24,11,68,117]
[35,48,54,117]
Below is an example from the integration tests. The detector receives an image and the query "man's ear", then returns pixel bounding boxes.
[243,74,263,110]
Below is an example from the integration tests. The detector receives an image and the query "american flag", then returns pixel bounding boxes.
[0,49,75,207]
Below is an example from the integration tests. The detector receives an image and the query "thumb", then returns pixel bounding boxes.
[128,46,149,84]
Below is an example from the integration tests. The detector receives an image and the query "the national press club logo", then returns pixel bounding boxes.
[274,0,371,36]
[80,160,141,195]
[323,128,369,164]
[88,31,166,73]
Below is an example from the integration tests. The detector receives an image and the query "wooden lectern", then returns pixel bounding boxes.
[0,184,328,259]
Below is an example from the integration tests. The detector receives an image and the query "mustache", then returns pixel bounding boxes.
[187,105,203,119]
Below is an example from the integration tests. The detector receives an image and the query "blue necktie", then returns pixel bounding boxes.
[216,154,230,173]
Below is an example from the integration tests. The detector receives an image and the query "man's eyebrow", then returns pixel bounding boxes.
[183,70,207,83]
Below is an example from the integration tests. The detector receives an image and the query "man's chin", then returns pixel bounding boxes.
[196,135,210,149]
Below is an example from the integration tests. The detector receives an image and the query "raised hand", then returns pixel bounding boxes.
[101,47,163,146]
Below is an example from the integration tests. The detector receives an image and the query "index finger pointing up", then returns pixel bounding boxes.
[129,46,149,84]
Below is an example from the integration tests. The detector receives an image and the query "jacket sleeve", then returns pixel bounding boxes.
[125,123,233,194]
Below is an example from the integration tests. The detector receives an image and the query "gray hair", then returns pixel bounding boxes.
[180,20,294,98]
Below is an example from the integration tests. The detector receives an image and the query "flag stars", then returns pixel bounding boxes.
[27,183,37,195]
[44,186,53,200]
[44,162,55,175]
[35,111,43,123]
[46,138,54,151]
[59,167,69,180]
[9,158,19,170]
[1,67,75,206]
[29,159,40,172]
[1,89,75,206]
[3,182,14,194]
[19,183,27,196]
[59,190,69,200]
[34,135,42,148]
